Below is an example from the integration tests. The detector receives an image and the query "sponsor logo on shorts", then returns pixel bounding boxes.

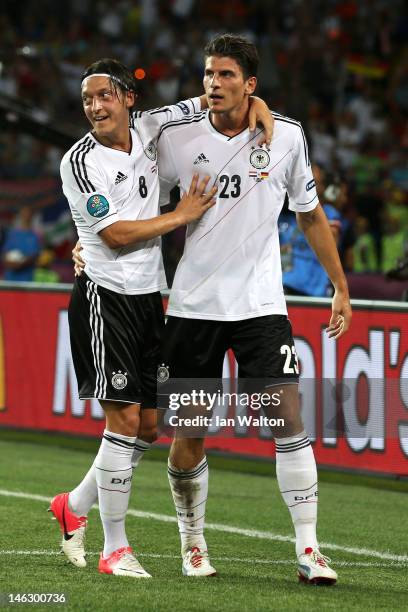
[306,179,316,191]
[111,371,128,390]
[87,194,109,218]
[250,148,270,169]
[157,364,169,383]
[144,142,157,161]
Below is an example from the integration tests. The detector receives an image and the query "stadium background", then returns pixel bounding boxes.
[0,2,407,610]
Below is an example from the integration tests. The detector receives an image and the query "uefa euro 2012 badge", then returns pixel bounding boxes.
[87,194,109,217]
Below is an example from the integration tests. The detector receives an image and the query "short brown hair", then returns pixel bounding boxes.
[204,34,259,80]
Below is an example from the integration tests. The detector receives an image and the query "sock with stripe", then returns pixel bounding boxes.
[68,439,152,518]
[131,439,151,469]
[95,429,137,557]
[167,457,208,555]
[275,431,318,557]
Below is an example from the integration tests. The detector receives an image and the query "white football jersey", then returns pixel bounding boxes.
[60,98,200,294]
[158,110,318,320]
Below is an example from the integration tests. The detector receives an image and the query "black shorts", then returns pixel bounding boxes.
[68,273,164,406]
[161,315,299,391]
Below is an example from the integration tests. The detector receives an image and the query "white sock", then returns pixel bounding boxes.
[67,439,151,519]
[68,463,97,517]
[131,439,151,469]
[167,457,208,555]
[95,429,137,557]
[275,431,318,557]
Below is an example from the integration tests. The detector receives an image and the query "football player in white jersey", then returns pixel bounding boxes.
[157,34,351,584]
[50,58,219,578]
[51,58,273,578]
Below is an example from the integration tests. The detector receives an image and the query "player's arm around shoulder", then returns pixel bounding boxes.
[134,96,203,128]
[248,97,274,146]
[198,93,274,145]
[296,204,352,339]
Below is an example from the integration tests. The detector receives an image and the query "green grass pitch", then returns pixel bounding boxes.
[0,436,407,611]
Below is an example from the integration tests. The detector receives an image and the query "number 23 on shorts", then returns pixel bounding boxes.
[280,344,299,375]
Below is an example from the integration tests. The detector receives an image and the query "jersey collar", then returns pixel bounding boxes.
[206,111,252,144]
[88,129,136,156]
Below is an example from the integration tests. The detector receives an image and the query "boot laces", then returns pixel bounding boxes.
[311,549,331,567]
[189,547,208,568]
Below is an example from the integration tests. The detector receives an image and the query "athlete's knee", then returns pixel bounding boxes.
[274,417,305,438]
[272,397,303,437]
[169,437,205,470]
[102,402,140,437]
[116,412,140,437]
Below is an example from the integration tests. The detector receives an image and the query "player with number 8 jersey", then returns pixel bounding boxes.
[54,58,220,578]
[61,99,200,295]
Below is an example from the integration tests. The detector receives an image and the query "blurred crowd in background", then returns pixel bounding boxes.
[0,0,407,298]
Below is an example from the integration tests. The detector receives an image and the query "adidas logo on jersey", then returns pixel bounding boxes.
[193,153,209,165]
[115,171,128,185]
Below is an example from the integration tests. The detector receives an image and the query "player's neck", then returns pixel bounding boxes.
[210,101,250,137]
[92,127,132,154]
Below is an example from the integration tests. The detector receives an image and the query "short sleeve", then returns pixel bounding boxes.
[132,97,201,129]
[287,126,319,213]
[60,154,119,234]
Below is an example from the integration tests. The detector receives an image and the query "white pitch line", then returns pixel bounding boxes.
[1,489,407,563]
[0,550,406,569]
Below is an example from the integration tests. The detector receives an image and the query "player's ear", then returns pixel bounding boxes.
[126,91,136,109]
[245,76,257,96]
